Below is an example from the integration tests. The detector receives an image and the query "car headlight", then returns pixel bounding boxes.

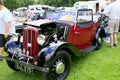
[11,34,19,41]
[37,34,45,45]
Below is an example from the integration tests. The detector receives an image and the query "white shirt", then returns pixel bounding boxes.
[0,7,15,35]
[103,1,120,20]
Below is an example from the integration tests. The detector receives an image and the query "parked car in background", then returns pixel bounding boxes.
[5,9,105,80]
[26,5,50,21]
[13,7,27,17]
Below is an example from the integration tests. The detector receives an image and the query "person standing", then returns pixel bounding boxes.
[0,0,15,60]
[103,0,120,48]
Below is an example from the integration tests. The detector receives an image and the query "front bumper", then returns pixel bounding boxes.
[6,57,49,73]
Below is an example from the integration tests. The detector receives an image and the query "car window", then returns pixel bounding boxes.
[77,10,92,23]
[30,7,34,11]
[36,7,41,11]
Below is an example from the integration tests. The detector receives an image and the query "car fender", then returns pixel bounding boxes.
[5,41,22,54]
[38,41,81,62]
[95,27,106,39]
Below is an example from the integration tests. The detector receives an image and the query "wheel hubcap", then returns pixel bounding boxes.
[56,62,65,74]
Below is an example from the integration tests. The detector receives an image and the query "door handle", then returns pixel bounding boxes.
[75,32,80,34]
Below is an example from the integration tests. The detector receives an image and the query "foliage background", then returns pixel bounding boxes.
[3,0,90,11]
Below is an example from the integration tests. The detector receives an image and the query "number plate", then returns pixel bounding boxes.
[15,62,33,73]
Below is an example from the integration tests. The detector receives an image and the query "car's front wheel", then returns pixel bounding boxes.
[6,53,19,71]
[42,50,71,80]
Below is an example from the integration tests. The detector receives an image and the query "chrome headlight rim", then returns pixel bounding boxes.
[37,34,45,46]
[11,33,21,42]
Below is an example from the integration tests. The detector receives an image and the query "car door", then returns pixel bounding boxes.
[72,9,96,49]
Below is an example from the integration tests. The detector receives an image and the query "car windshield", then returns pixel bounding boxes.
[46,9,92,23]
[77,10,92,22]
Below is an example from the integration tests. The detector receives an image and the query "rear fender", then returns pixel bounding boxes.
[38,41,81,62]
[95,27,106,39]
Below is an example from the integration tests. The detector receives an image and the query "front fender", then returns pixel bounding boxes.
[5,41,22,54]
[38,41,66,62]
[38,41,81,62]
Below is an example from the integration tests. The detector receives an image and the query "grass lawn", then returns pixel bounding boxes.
[0,36,120,80]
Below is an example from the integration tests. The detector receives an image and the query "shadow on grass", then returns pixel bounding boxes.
[4,71,44,80]
[71,51,93,64]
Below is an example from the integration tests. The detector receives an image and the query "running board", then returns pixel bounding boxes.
[80,45,96,53]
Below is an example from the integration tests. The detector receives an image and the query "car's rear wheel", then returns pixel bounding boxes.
[42,50,71,80]
[95,35,102,50]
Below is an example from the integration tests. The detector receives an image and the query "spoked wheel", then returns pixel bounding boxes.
[42,50,71,80]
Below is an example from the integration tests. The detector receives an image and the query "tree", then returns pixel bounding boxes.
[3,0,34,11]
[4,0,22,11]
[3,0,90,11]
[23,0,35,7]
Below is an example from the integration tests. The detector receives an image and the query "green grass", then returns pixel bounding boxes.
[0,37,120,80]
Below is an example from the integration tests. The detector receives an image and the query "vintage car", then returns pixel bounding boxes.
[5,9,105,80]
